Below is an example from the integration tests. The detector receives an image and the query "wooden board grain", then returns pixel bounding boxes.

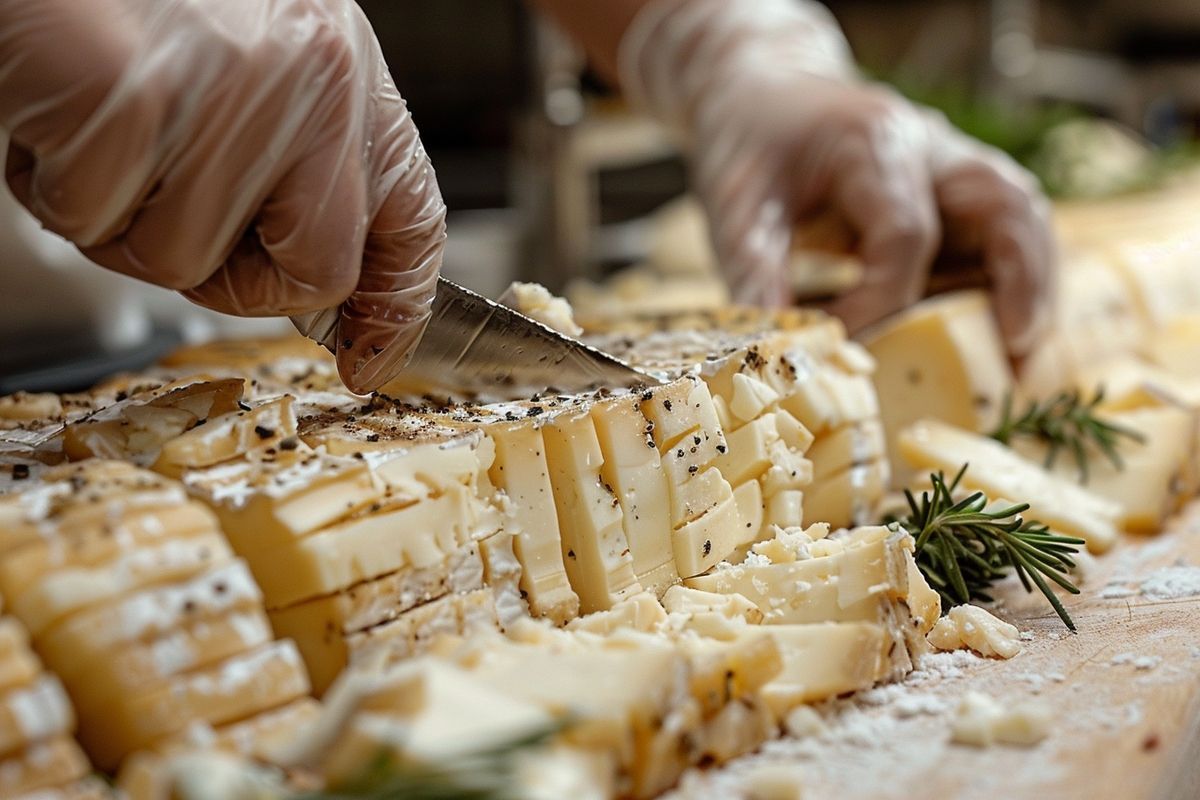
[672,502,1200,800]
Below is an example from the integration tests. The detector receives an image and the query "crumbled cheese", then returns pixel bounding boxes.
[950,692,1051,747]
[783,706,826,739]
[500,282,584,337]
[744,764,804,800]
[1109,653,1161,671]
[1138,565,1200,600]
[927,605,1022,659]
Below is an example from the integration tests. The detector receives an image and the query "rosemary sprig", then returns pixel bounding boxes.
[297,722,565,800]
[988,388,1144,483]
[888,466,1085,631]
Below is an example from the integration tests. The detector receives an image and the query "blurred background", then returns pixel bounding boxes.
[2,0,1198,391]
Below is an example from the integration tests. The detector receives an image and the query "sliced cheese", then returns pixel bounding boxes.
[153,396,297,477]
[731,480,765,546]
[674,494,742,578]
[803,459,888,530]
[759,621,888,716]
[807,420,887,482]
[0,737,90,796]
[541,411,640,613]
[0,676,74,758]
[899,420,1121,553]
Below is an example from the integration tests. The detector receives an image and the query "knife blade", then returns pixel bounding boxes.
[290,277,660,396]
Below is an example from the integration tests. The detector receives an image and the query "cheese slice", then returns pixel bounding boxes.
[347,589,501,670]
[1012,405,1195,533]
[714,413,785,486]
[777,369,879,437]
[807,420,887,482]
[0,737,90,796]
[0,501,219,600]
[38,559,261,677]
[591,396,679,595]
[68,610,274,716]
[673,494,742,578]
[183,450,381,556]
[78,639,309,770]
[13,531,233,636]
[803,459,888,530]
[159,698,322,763]
[638,377,724,454]
[758,621,889,716]
[0,675,74,758]
[485,421,578,623]
[763,489,805,531]
[567,591,669,635]
[899,420,1122,553]
[63,378,244,463]
[248,484,496,609]
[268,542,485,694]
[153,396,298,478]
[862,291,1012,486]
[731,479,765,546]
[1142,315,1200,379]
[541,410,640,613]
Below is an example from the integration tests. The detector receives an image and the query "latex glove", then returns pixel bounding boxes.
[0,0,445,392]
[619,0,1054,354]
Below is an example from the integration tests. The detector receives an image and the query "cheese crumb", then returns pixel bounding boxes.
[950,691,1051,747]
[928,605,1022,659]
[745,764,804,800]
[783,705,826,738]
[500,282,584,337]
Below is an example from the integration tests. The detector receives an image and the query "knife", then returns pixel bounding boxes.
[290,277,659,396]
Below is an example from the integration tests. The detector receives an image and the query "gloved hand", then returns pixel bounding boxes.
[619,0,1054,354]
[0,0,445,392]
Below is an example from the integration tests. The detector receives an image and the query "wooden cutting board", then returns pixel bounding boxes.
[677,502,1200,800]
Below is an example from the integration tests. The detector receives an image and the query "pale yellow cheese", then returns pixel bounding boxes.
[763,489,805,531]
[184,450,381,556]
[928,605,1021,659]
[566,591,669,635]
[486,422,578,623]
[78,639,309,770]
[346,589,501,670]
[731,480,765,546]
[728,373,781,424]
[153,395,297,477]
[248,484,495,609]
[13,531,233,635]
[68,610,274,715]
[1142,316,1200,379]
[714,413,784,486]
[38,559,262,678]
[660,586,763,623]
[670,467,733,528]
[803,459,888,530]
[758,621,888,716]
[591,396,679,594]
[638,377,725,453]
[777,369,878,437]
[862,291,1012,486]
[0,737,90,796]
[899,420,1121,553]
[807,420,887,482]
[541,410,640,613]
[674,494,742,578]
[0,620,39,695]
[160,698,322,762]
[0,675,74,758]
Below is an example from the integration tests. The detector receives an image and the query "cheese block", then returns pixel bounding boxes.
[63,378,244,463]
[661,586,763,623]
[483,419,577,623]
[803,459,888,530]
[247,483,497,609]
[12,531,233,635]
[862,291,1012,487]
[776,369,879,437]
[540,409,640,613]
[183,450,381,556]
[78,639,309,769]
[807,420,887,482]
[671,467,733,528]
[1142,315,1200,379]
[0,737,90,796]
[67,610,275,715]
[673,493,742,578]
[1011,405,1196,533]
[1112,234,1200,327]
[637,377,725,455]
[731,479,765,545]
[758,621,890,716]
[268,542,485,694]
[714,413,786,487]
[477,531,527,628]
[152,395,297,478]
[591,395,679,595]
[763,489,805,531]
[898,419,1121,553]
[38,560,262,678]
[0,675,75,758]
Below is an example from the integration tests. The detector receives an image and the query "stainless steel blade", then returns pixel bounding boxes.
[290,277,659,395]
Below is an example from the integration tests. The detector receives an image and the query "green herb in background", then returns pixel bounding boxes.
[989,389,1145,483]
[888,466,1084,630]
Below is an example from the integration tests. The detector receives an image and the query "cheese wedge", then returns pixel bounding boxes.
[591,395,679,595]
[78,639,309,770]
[63,378,244,463]
[862,291,1012,486]
[541,409,641,612]
[184,449,381,556]
[152,396,297,478]
[0,737,90,796]
[899,419,1121,553]
[248,483,497,609]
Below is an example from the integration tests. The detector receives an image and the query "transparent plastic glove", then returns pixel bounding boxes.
[0,0,445,392]
[619,0,1054,354]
